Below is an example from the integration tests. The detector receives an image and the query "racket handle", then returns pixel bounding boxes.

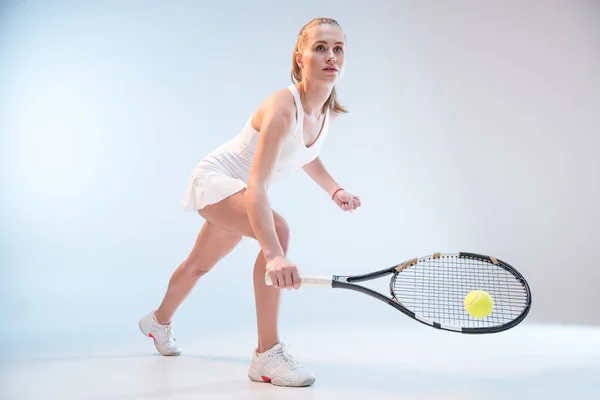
[265,274,333,288]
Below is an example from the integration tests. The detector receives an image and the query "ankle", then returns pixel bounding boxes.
[154,310,171,325]
[257,340,279,354]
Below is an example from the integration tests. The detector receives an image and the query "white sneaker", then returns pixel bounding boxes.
[138,310,182,356]
[248,342,315,387]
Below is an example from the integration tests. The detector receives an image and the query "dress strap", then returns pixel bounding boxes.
[287,84,304,121]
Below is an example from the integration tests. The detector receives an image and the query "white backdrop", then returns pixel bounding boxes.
[1,0,599,353]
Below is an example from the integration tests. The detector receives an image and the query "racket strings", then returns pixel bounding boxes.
[392,256,528,329]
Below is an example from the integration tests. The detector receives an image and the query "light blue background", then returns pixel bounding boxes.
[1,0,598,356]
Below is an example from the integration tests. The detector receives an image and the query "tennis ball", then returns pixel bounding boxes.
[464,290,494,318]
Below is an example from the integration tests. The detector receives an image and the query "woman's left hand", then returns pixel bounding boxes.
[333,189,361,213]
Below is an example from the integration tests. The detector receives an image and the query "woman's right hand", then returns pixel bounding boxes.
[265,254,302,290]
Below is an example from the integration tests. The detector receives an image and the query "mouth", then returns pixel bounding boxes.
[323,67,338,72]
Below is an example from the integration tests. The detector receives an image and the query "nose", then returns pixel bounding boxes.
[326,54,336,64]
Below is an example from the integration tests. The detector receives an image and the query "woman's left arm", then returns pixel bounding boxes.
[302,156,361,212]
[302,156,342,198]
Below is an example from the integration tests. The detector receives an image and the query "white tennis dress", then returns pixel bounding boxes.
[180,84,331,212]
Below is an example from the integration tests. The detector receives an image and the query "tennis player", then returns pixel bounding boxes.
[139,17,360,387]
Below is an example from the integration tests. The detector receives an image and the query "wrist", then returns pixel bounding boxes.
[264,250,285,261]
[331,187,344,200]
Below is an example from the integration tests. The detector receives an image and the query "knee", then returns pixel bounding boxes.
[274,216,290,253]
[182,258,211,277]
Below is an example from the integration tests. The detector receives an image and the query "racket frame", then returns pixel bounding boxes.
[330,251,532,334]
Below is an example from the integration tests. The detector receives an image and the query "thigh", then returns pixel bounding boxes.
[198,189,285,240]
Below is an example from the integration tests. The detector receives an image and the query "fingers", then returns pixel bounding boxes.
[266,260,301,290]
[266,268,301,290]
[282,266,298,290]
[267,270,282,288]
[275,270,286,289]
[285,274,294,290]
[342,200,357,212]
[337,193,361,212]
[292,268,302,289]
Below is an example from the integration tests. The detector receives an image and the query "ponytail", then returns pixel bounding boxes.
[323,86,348,115]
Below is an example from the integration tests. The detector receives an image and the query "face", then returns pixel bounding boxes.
[296,24,346,83]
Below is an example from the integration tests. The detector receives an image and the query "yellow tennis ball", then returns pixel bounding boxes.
[464,290,494,318]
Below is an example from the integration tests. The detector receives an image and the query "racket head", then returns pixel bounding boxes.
[390,252,532,334]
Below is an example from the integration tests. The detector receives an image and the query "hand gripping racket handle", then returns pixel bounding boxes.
[265,274,333,288]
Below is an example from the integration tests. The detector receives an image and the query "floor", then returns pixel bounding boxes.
[1,322,599,400]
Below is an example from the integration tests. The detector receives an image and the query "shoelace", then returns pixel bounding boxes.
[274,344,301,369]
[160,324,176,344]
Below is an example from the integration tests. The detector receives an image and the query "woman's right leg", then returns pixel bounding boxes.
[139,219,242,356]
[154,220,243,325]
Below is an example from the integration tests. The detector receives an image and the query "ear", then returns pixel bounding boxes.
[295,51,304,69]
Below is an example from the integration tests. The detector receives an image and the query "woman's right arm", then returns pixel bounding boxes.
[245,92,299,288]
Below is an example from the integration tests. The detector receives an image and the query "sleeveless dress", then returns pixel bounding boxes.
[180,84,331,212]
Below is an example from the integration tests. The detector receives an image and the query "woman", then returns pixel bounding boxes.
[139,17,360,387]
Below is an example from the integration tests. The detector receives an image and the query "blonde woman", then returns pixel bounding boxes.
[139,17,361,387]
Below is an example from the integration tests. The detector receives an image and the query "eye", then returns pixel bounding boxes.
[316,45,325,51]
[334,46,343,53]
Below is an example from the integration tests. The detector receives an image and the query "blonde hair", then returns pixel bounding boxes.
[291,17,348,115]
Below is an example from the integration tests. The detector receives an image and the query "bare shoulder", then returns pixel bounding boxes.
[251,88,297,133]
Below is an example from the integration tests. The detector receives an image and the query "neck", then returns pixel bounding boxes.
[296,81,333,116]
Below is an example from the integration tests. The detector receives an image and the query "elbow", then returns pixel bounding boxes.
[246,173,270,194]
[244,182,269,205]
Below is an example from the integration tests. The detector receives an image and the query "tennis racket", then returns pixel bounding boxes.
[265,251,532,334]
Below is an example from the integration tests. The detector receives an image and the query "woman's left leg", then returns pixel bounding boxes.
[251,217,290,353]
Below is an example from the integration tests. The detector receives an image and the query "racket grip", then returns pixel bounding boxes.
[265,274,333,288]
